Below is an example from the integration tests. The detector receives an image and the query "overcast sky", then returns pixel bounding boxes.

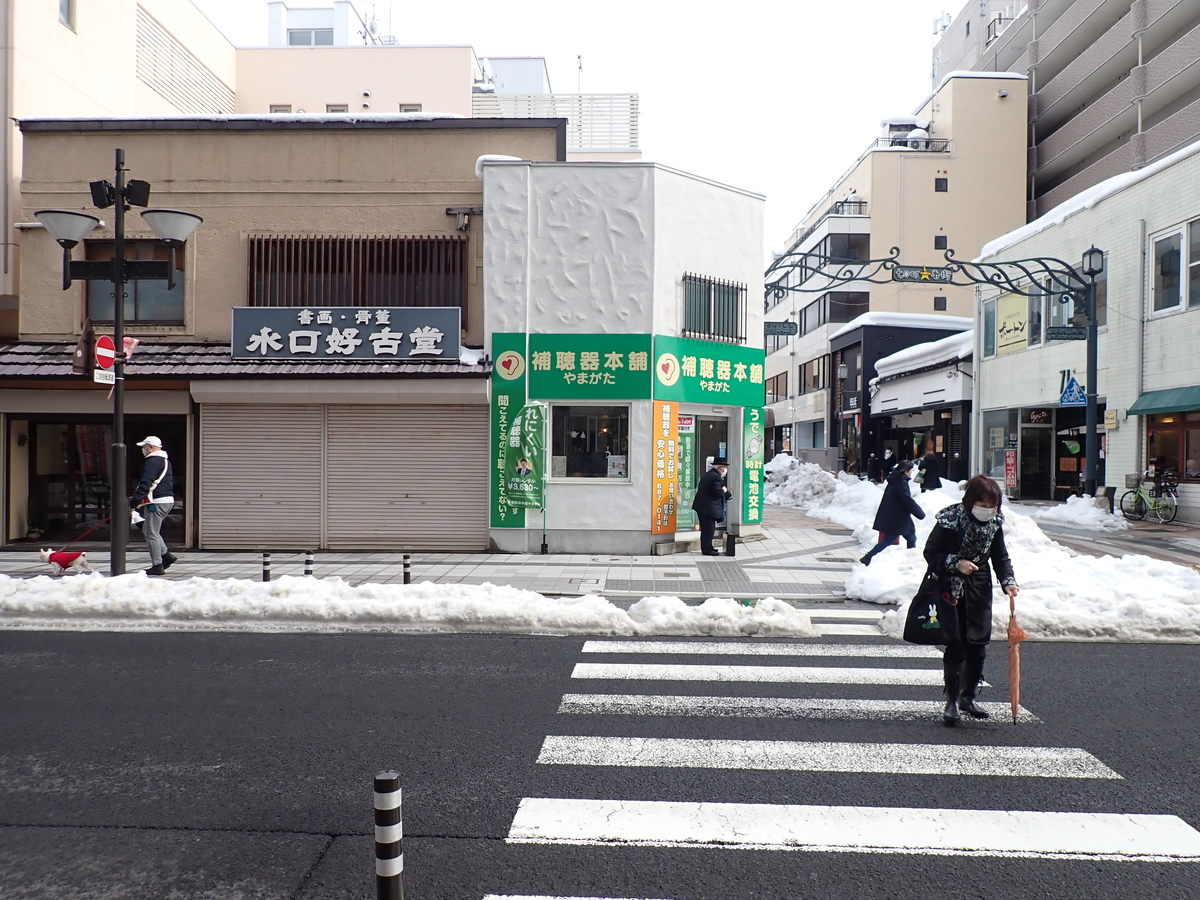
[192,0,962,253]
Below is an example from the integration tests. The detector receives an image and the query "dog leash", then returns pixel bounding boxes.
[58,515,113,551]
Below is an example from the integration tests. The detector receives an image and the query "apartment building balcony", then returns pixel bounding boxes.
[472,92,639,153]
[866,137,951,153]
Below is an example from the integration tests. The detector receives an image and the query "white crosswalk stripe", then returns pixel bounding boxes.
[507,798,1200,861]
[572,662,948,685]
[557,693,1038,721]
[580,640,938,658]
[536,735,1120,778]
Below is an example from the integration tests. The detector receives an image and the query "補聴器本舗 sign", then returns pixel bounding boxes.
[232,307,461,360]
[653,335,765,407]
[527,333,653,399]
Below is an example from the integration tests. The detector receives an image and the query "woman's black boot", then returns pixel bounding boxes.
[959,657,990,719]
[942,665,962,727]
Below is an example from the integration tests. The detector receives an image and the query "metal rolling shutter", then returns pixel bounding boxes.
[325,405,488,550]
[199,404,323,549]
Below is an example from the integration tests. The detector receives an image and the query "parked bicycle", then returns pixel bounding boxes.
[1119,471,1179,523]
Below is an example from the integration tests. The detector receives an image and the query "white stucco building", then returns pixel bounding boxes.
[974,137,1200,522]
[481,160,766,554]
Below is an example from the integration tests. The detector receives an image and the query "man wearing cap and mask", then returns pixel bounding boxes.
[692,457,733,556]
[131,436,175,576]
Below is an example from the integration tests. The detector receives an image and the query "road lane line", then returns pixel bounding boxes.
[507,798,1200,861]
[580,641,938,658]
[571,662,945,685]
[556,694,1038,722]
[536,736,1118,779]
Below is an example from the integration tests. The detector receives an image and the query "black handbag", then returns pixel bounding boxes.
[902,567,959,645]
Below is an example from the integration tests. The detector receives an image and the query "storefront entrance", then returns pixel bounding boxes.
[1019,424,1054,500]
[11,415,186,545]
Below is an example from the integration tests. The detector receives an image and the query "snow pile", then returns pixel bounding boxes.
[765,462,841,509]
[1011,495,1128,532]
[0,575,816,638]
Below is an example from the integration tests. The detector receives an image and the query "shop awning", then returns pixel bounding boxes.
[1127,386,1200,416]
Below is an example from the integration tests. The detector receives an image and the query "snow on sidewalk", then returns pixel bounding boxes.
[765,460,1200,643]
[0,574,817,637]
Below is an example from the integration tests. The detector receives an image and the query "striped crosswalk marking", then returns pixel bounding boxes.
[557,694,1038,722]
[814,624,886,636]
[572,662,947,685]
[536,736,1119,779]
[507,798,1200,861]
[581,640,938,658]
[793,608,883,620]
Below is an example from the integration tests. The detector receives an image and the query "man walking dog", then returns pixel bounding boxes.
[131,436,176,576]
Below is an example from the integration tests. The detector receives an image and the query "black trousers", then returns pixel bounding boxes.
[697,514,719,555]
[944,640,987,693]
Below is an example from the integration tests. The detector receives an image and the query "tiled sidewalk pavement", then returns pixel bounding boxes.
[0,507,857,600]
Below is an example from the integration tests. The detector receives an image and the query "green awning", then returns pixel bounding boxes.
[1127,386,1200,415]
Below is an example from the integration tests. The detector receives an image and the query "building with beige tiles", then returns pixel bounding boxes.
[934,0,1200,220]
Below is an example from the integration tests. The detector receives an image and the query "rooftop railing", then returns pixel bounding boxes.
[472,92,639,151]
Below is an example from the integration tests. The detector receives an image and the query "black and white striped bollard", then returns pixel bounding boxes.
[304,550,314,577]
[262,552,271,582]
[402,554,411,585]
[374,771,403,900]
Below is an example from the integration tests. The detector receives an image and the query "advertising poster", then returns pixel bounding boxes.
[743,407,766,524]
[996,293,1027,355]
[677,415,696,531]
[651,401,679,534]
[490,333,527,528]
[504,403,547,509]
[1004,448,1018,489]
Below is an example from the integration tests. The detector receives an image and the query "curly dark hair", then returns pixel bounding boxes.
[962,474,1003,512]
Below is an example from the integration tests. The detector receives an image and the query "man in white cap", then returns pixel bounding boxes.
[131,436,175,576]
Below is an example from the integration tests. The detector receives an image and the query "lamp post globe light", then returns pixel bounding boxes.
[33,148,201,576]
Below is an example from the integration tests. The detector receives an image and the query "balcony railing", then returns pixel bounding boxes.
[683,273,746,345]
[987,15,1014,45]
[789,200,868,257]
[868,137,951,152]
[472,92,639,152]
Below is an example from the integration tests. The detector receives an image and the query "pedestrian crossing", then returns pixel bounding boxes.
[487,633,1200,899]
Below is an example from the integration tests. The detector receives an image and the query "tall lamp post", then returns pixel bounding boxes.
[35,148,202,575]
[1080,245,1105,498]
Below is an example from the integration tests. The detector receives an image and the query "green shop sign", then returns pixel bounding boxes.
[653,335,766,407]
[527,333,653,399]
[742,406,765,524]
[490,333,528,528]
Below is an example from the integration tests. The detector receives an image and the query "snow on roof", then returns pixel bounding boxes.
[979,136,1200,260]
[475,153,523,179]
[881,116,928,129]
[933,70,1028,93]
[873,330,973,381]
[828,312,972,341]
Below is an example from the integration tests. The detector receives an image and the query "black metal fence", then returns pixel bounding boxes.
[683,273,747,344]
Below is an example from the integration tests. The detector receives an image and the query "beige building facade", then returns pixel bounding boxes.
[762,72,1027,471]
[4,115,563,550]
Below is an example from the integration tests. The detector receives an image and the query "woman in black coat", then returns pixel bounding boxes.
[860,460,926,565]
[918,452,943,491]
[923,474,1019,727]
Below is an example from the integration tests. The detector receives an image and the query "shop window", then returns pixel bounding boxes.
[934,295,947,312]
[1146,412,1200,479]
[1027,284,1042,346]
[983,298,996,356]
[812,420,825,448]
[248,234,469,312]
[551,405,629,479]
[1154,232,1181,311]
[765,372,788,404]
[683,272,747,344]
[85,241,186,325]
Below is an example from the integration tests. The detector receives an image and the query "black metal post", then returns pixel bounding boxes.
[262,552,271,582]
[1084,277,1100,497]
[304,550,314,576]
[402,554,411,584]
[374,771,404,900]
[111,149,128,576]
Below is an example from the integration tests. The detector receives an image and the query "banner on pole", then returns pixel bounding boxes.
[651,401,679,534]
[504,402,547,509]
[491,333,527,527]
[742,407,765,523]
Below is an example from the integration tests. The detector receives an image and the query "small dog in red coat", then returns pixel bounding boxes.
[39,548,94,575]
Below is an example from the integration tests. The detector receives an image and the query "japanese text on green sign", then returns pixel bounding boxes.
[528,333,653,399]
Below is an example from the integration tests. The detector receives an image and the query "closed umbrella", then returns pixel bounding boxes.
[1007,593,1027,724]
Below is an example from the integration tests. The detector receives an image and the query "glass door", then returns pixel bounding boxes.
[1019,426,1053,500]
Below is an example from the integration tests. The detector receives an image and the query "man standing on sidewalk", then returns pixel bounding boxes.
[131,436,176,576]
[692,456,732,556]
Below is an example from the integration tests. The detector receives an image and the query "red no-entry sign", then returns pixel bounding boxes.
[95,335,116,370]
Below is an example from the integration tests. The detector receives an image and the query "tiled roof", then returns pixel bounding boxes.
[0,342,490,379]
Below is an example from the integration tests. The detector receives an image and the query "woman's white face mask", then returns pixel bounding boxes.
[971,504,999,522]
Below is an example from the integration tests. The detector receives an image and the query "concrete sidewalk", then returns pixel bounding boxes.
[0,507,857,601]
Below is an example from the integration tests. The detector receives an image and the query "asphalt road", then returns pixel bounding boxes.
[2,630,1199,900]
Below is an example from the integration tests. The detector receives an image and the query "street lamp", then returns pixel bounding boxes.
[34,148,201,576]
[1081,246,1105,498]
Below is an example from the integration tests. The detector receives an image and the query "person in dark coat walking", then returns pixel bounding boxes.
[692,457,732,556]
[918,452,943,492]
[131,435,176,576]
[859,460,925,565]
[923,474,1019,727]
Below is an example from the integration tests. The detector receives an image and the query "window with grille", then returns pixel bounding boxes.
[85,241,186,324]
[247,235,469,312]
[683,273,746,344]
